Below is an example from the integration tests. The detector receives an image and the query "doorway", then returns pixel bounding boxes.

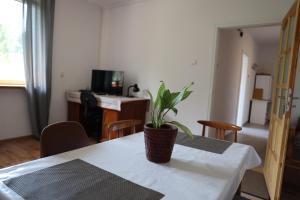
[210,24,281,199]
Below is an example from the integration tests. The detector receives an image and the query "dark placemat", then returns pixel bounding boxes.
[175,133,232,154]
[4,159,164,200]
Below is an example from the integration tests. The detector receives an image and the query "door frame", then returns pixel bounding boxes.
[209,22,281,122]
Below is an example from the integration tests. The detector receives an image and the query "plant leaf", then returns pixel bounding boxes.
[169,121,193,138]
[181,90,192,101]
[145,90,156,126]
[154,82,166,110]
[161,89,172,110]
[171,108,178,115]
[149,82,194,129]
[171,83,193,107]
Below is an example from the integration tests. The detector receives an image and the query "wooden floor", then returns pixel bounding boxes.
[0,136,97,169]
[0,136,40,168]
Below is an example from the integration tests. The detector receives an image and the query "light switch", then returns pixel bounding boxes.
[191,60,198,66]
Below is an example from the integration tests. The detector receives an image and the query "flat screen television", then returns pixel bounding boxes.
[91,70,124,96]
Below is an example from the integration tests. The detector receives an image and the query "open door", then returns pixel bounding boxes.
[264,0,300,199]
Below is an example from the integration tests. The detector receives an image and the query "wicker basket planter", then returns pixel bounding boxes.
[144,123,178,163]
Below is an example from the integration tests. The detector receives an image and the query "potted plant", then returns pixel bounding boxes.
[144,81,194,163]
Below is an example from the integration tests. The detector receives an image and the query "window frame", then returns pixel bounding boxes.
[0,0,25,88]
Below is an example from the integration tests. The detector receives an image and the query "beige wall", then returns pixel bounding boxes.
[256,43,278,77]
[211,29,257,125]
[100,0,292,134]
[49,0,102,123]
[0,0,102,140]
[0,88,31,140]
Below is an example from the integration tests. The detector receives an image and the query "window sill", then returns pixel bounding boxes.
[0,84,25,89]
[0,80,26,89]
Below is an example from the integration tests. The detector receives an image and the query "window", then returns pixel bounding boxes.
[0,0,25,87]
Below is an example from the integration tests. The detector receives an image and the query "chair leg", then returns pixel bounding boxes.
[96,118,101,143]
[236,183,242,196]
[234,131,237,143]
[97,132,100,143]
[220,130,225,140]
[202,126,206,137]
[215,129,219,140]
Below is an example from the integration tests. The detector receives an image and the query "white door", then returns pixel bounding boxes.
[237,53,249,126]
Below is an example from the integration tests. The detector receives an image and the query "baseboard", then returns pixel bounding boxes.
[0,135,36,143]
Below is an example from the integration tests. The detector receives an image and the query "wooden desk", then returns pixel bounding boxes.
[66,91,149,141]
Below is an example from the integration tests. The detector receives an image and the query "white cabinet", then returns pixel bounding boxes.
[250,75,272,125]
[250,100,271,125]
[255,75,272,100]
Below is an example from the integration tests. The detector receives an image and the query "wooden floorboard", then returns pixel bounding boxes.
[0,136,40,169]
[0,136,98,169]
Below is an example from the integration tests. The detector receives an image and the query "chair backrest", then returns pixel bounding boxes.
[197,120,242,142]
[40,121,90,158]
[108,120,142,140]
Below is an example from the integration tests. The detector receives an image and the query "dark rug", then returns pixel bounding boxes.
[241,170,269,199]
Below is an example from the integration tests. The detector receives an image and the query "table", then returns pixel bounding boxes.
[0,133,261,200]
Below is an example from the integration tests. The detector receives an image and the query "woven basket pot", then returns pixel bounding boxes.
[144,123,178,163]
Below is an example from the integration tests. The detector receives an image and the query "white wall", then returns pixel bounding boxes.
[0,88,31,140]
[99,0,292,134]
[256,43,278,77]
[49,0,102,123]
[0,0,102,140]
[211,30,257,125]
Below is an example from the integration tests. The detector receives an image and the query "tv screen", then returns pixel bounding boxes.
[91,70,124,96]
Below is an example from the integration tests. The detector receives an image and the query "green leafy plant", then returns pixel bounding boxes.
[146,81,194,137]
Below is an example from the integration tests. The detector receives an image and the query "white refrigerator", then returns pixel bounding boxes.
[250,75,273,125]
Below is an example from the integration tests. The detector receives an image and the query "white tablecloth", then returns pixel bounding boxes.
[0,133,261,200]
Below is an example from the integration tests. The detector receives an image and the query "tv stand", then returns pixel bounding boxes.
[66,91,149,141]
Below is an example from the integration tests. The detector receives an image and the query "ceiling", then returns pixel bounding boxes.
[86,0,146,8]
[244,25,281,46]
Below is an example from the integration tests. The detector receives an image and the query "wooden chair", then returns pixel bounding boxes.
[40,121,90,158]
[107,120,142,140]
[197,120,242,142]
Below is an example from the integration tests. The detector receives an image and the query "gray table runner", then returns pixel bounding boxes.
[175,133,232,154]
[4,159,164,200]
